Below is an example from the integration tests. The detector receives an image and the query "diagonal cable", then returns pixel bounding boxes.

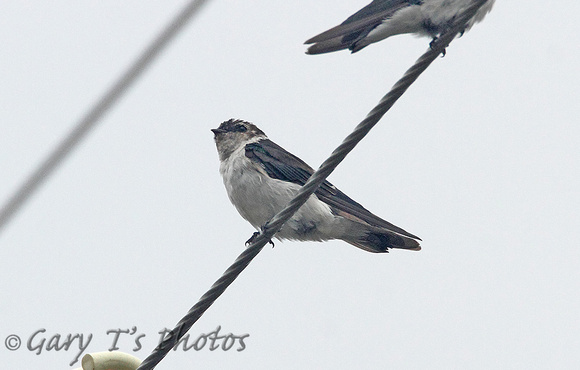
[0,0,210,234]
[136,1,490,369]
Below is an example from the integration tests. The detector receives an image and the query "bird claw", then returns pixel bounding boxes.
[429,37,446,57]
[245,231,275,248]
[245,232,259,246]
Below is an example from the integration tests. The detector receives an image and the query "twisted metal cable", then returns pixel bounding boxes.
[262,0,490,243]
[136,1,489,368]
[0,0,210,234]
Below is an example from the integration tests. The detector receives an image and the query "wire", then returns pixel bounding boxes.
[135,1,490,369]
[255,0,490,246]
[0,0,210,234]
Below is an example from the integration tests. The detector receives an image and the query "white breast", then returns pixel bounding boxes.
[219,146,343,242]
[421,0,495,30]
[366,0,494,42]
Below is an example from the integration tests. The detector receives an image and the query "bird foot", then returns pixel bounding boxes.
[245,231,275,248]
[429,37,446,57]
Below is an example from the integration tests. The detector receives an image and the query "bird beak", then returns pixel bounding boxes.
[211,128,227,135]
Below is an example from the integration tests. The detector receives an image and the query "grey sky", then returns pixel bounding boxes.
[1,1,579,369]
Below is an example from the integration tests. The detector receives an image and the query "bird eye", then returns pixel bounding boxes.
[233,124,247,132]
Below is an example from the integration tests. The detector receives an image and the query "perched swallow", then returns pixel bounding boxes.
[305,0,495,54]
[212,119,421,253]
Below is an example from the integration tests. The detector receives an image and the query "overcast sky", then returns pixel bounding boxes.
[1,1,579,369]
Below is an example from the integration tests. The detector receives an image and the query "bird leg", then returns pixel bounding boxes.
[245,231,275,248]
[429,37,446,57]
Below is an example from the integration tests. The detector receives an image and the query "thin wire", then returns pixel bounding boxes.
[136,1,489,369]
[0,0,210,234]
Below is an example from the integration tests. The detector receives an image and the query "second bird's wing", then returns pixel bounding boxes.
[305,0,412,54]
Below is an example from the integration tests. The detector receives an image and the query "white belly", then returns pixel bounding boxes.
[220,149,342,242]
[366,0,495,42]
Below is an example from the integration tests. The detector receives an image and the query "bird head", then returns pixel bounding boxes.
[212,119,266,161]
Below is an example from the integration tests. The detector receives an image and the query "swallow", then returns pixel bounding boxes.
[305,0,495,54]
[212,119,421,253]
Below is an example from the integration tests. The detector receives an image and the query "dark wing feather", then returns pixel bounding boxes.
[245,140,420,240]
[245,140,311,183]
[305,0,415,54]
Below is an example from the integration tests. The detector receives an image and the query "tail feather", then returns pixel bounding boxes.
[345,230,421,253]
[305,37,351,55]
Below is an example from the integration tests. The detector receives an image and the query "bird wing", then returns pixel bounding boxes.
[305,0,413,53]
[245,139,420,240]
